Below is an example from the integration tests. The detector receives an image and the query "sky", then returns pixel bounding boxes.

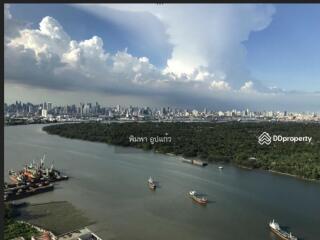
[4,4,320,111]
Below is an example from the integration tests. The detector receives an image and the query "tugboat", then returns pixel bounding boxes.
[148,177,156,190]
[269,219,298,240]
[189,190,208,205]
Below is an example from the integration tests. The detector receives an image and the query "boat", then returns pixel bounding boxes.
[189,190,208,205]
[218,166,223,169]
[8,154,69,184]
[148,177,156,190]
[4,183,54,202]
[269,220,298,240]
[9,170,27,184]
[182,159,208,166]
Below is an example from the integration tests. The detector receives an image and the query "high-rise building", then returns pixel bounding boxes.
[47,102,52,111]
[83,104,91,115]
[41,109,48,118]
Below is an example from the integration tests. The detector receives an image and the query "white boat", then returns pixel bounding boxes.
[269,220,298,240]
[218,166,223,169]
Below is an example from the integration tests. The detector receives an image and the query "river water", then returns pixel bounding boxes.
[4,124,320,240]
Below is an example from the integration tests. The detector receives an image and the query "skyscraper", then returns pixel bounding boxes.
[47,102,52,112]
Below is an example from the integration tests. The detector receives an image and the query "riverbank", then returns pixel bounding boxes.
[42,122,320,181]
[16,201,93,235]
[235,164,319,182]
[5,201,102,240]
[268,169,319,182]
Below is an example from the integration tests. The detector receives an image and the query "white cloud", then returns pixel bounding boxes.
[4,10,216,94]
[8,16,70,59]
[6,4,277,95]
[85,4,276,89]
[210,80,231,91]
[240,81,255,93]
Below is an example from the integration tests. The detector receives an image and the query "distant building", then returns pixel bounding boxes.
[47,102,52,112]
[192,109,199,117]
[41,109,48,118]
[83,104,91,115]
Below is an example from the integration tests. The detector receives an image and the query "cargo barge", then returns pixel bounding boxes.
[5,154,68,201]
[4,182,54,202]
[182,159,208,166]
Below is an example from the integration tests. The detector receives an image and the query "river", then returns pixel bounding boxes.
[4,124,320,240]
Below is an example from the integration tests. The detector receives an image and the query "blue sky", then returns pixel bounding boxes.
[4,4,320,111]
[246,4,320,91]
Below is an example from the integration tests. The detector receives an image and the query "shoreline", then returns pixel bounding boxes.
[235,163,319,182]
[267,169,319,182]
[41,125,319,183]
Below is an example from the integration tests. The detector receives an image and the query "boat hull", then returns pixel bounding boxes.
[191,196,207,205]
[270,227,296,240]
[189,192,208,205]
[4,184,54,202]
[148,182,156,190]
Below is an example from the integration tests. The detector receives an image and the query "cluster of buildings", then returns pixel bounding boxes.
[4,101,320,124]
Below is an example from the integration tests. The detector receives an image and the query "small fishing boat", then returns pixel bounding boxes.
[148,177,156,190]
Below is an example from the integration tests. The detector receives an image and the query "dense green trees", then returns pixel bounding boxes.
[4,204,39,240]
[43,122,320,180]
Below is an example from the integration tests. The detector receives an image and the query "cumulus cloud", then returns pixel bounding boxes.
[4,9,224,96]
[88,4,275,89]
[8,16,70,58]
[240,81,255,93]
[5,13,165,93]
[210,80,231,91]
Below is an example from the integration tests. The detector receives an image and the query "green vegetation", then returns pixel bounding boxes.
[5,203,39,240]
[43,122,320,180]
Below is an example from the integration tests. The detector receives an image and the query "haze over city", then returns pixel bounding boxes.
[4,4,320,111]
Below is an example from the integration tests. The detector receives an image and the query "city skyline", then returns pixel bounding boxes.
[5,100,320,116]
[4,4,320,111]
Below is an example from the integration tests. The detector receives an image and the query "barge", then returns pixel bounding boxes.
[4,183,54,202]
[182,159,208,166]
